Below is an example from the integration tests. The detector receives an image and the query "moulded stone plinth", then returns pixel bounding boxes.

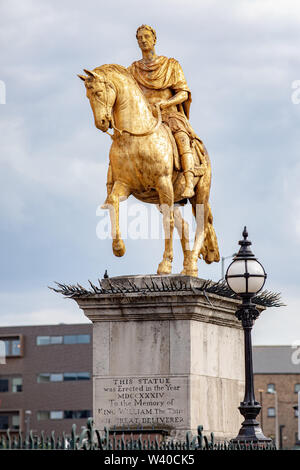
[74,274,250,440]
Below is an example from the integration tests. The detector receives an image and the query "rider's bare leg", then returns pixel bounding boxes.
[174,131,195,198]
[181,152,195,198]
[156,176,174,275]
[105,181,131,257]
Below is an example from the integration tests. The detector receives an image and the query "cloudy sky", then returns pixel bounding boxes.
[1,0,300,344]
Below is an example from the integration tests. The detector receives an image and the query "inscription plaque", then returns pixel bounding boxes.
[95,375,189,429]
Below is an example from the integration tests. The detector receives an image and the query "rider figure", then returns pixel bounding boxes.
[103,24,196,205]
[128,24,195,199]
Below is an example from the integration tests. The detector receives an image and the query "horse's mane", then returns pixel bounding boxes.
[93,63,151,111]
[93,64,136,86]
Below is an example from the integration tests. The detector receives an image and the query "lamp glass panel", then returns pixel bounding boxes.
[226,260,247,293]
[227,275,247,293]
[227,260,246,276]
[246,259,265,293]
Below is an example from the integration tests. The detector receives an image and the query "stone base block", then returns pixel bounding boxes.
[75,274,245,440]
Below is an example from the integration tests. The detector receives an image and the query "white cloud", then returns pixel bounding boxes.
[0,288,90,326]
[0,307,89,327]
[282,162,300,243]
[253,293,300,345]
[0,0,300,344]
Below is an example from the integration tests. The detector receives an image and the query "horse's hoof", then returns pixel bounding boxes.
[157,258,172,275]
[181,250,198,277]
[112,239,126,257]
[181,268,198,277]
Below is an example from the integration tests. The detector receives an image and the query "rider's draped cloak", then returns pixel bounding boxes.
[128,56,192,119]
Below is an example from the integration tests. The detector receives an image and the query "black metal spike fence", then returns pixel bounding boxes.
[0,418,276,450]
[49,278,284,309]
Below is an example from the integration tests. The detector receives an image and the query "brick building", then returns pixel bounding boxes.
[0,324,93,435]
[253,345,300,449]
[1,323,300,447]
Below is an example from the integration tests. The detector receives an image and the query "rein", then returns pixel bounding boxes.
[106,103,162,139]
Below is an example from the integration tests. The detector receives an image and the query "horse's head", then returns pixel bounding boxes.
[78,69,116,132]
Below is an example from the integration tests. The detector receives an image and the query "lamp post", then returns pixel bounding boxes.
[258,389,264,431]
[225,227,272,444]
[221,253,237,279]
[25,410,32,438]
[298,391,300,442]
[279,425,285,450]
[269,390,279,449]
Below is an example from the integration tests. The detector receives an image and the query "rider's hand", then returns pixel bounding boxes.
[157,100,170,110]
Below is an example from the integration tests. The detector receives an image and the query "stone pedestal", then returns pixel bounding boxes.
[75,274,246,440]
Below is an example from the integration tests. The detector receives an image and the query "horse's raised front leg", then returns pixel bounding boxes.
[156,176,174,275]
[105,181,131,257]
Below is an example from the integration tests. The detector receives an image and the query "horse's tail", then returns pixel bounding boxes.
[199,203,220,264]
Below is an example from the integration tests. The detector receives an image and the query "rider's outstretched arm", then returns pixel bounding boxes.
[157,91,188,110]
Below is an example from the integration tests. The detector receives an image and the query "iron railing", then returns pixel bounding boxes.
[0,419,276,450]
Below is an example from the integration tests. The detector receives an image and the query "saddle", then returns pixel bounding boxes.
[162,124,207,176]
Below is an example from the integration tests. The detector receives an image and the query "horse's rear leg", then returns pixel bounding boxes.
[177,182,208,277]
[156,176,174,275]
[182,184,208,276]
[173,206,193,275]
[105,181,131,257]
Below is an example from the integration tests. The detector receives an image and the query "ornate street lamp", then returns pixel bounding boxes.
[225,227,272,444]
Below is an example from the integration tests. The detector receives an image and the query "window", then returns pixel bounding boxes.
[64,372,90,381]
[11,340,21,356]
[295,384,300,393]
[38,373,50,383]
[63,335,90,344]
[0,379,9,393]
[50,411,63,420]
[0,413,19,430]
[76,335,90,344]
[77,372,90,381]
[37,334,90,345]
[64,410,92,419]
[267,407,276,417]
[38,410,91,420]
[11,415,20,430]
[267,384,276,393]
[12,377,22,392]
[63,372,77,381]
[37,411,50,421]
[295,408,299,418]
[77,410,91,419]
[37,336,50,345]
[50,336,63,344]
[1,337,22,357]
[0,415,9,430]
[0,341,5,364]
[50,374,63,382]
[38,373,63,383]
[36,336,63,345]
[0,376,22,393]
[38,372,90,382]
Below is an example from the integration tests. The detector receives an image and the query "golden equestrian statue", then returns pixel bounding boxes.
[78,25,219,277]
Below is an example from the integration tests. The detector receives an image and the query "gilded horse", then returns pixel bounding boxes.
[78,64,219,277]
